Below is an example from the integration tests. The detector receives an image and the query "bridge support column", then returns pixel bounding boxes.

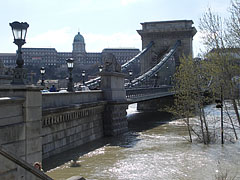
[100,72,128,136]
[0,85,43,179]
[137,95,174,111]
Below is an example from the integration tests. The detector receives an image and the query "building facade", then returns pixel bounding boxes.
[0,32,140,69]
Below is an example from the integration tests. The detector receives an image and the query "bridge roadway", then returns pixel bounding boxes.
[126,86,174,103]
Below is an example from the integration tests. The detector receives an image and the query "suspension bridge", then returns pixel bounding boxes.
[0,20,197,180]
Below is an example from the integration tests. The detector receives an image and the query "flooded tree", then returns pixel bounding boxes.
[170,55,212,144]
[196,2,240,143]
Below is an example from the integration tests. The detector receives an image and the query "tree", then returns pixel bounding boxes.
[170,55,212,144]
[199,4,240,143]
[227,0,240,48]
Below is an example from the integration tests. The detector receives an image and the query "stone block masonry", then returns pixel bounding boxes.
[137,20,197,86]
[103,102,128,136]
[42,102,106,159]
[0,85,44,180]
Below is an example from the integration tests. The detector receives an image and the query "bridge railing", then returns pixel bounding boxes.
[126,86,173,99]
[42,90,104,109]
[0,145,52,180]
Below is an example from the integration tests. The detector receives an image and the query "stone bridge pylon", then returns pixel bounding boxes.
[137,20,197,85]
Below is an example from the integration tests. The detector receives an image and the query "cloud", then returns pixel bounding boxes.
[193,31,206,57]
[85,32,141,52]
[27,27,73,51]
[25,29,141,52]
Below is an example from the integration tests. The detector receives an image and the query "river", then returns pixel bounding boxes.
[44,103,240,180]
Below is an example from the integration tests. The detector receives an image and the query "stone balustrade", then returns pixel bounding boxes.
[42,90,104,109]
[41,90,106,159]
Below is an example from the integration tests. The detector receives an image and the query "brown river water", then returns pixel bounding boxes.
[44,104,240,180]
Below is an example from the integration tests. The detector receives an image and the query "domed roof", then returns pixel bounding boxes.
[74,32,84,43]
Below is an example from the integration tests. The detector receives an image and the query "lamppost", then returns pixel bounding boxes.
[154,73,158,87]
[216,86,224,144]
[129,70,133,87]
[98,65,103,72]
[82,71,86,85]
[66,58,74,92]
[40,67,45,86]
[9,21,29,84]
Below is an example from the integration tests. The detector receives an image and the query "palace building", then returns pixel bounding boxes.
[0,32,140,69]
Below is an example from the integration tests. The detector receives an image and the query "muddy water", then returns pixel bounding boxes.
[44,104,240,180]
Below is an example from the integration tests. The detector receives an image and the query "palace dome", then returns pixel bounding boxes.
[74,32,84,43]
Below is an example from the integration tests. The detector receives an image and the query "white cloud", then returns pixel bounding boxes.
[85,32,141,52]
[193,31,206,57]
[25,29,141,52]
[27,27,73,51]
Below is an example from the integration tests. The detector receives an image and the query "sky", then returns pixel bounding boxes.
[0,0,230,57]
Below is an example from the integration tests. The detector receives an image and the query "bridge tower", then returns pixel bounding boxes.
[137,20,197,85]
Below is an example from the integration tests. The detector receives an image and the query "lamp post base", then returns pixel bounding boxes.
[11,68,27,85]
[67,82,73,92]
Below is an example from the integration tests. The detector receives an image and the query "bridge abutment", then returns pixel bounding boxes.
[100,71,128,136]
[0,85,43,179]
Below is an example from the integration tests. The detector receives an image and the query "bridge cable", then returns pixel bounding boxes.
[130,40,181,87]
[85,41,154,89]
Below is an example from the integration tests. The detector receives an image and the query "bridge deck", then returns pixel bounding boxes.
[126,86,174,103]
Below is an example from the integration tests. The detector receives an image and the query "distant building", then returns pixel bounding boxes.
[0,59,12,84]
[0,32,140,69]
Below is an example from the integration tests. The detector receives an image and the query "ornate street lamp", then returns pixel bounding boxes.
[40,67,45,86]
[98,65,103,72]
[9,21,29,84]
[82,70,86,85]
[128,70,133,84]
[66,58,74,92]
[154,73,158,87]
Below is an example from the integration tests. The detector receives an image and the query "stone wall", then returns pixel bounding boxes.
[100,71,128,136]
[41,92,106,159]
[42,90,103,109]
[0,85,44,180]
[103,102,128,136]
[0,97,25,179]
[0,69,128,177]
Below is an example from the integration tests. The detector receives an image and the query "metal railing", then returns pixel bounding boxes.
[126,86,173,101]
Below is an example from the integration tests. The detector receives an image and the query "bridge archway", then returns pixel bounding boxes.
[137,20,197,85]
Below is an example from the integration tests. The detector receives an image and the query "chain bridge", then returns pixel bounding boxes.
[0,20,197,179]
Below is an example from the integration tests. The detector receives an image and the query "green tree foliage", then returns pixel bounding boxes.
[171,55,212,144]
[199,3,240,128]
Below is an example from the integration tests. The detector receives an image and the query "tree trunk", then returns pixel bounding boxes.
[232,99,240,126]
[186,117,192,143]
[199,110,206,144]
[224,101,238,140]
[202,108,210,143]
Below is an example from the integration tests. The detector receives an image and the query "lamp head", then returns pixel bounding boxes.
[9,21,29,46]
[66,58,74,69]
[82,70,85,77]
[40,67,45,75]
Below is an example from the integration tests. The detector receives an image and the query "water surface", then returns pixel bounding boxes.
[45,104,240,180]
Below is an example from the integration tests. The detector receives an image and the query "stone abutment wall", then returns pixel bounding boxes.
[0,85,44,180]
[42,101,105,159]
